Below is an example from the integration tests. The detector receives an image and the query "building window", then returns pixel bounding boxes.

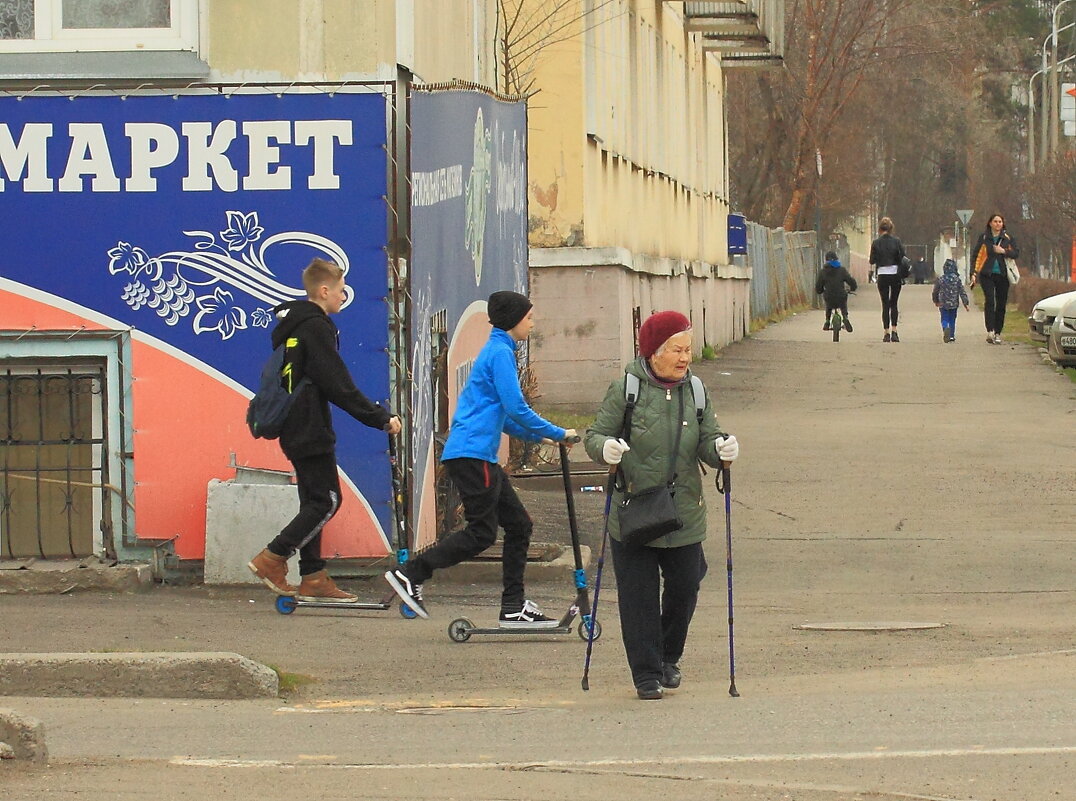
[0,0,197,53]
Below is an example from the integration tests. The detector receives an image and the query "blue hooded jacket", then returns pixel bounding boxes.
[932,259,969,309]
[441,328,565,463]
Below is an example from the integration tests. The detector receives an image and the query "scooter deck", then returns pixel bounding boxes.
[275,594,399,615]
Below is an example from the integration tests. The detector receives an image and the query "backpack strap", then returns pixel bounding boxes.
[689,375,705,424]
[623,372,704,432]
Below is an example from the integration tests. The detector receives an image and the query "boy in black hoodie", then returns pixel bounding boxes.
[248,258,401,601]
[815,251,858,332]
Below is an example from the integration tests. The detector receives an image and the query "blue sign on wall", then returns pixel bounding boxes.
[408,90,528,548]
[0,89,394,541]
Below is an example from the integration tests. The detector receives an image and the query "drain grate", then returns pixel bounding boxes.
[793,621,947,632]
[396,705,529,716]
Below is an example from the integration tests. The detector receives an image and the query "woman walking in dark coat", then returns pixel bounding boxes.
[968,213,1019,344]
[869,217,907,342]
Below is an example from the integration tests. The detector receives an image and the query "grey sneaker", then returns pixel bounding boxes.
[498,599,559,628]
[384,569,428,618]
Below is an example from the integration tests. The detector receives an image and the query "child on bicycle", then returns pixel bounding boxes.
[815,251,858,332]
[932,258,970,343]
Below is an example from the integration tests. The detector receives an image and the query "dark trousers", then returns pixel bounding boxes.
[876,274,903,328]
[268,452,341,576]
[978,270,1010,334]
[824,301,849,319]
[610,538,707,687]
[407,458,533,610]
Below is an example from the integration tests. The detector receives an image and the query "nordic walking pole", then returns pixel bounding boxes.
[720,460,740,697]
[581,466,617,691]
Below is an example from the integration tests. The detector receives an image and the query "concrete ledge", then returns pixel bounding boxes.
[0,708,48,763]
[436,545,589,585]
[0,652,278,700]
[0,561,153,594]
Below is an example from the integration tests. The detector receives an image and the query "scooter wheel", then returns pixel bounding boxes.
[399,603,417,619]
[447,618,474,643]
[578,618,602,641]
[275,595,297,615]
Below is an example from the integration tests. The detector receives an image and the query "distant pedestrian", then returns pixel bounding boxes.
[815,251,858,332]
[869,217,908,342]
[248,258,402,603]
[932,258,970,343]
[914,258,929,285]
[385,291,577,623]
[968,213,1019,345]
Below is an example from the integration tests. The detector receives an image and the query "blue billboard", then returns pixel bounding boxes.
[408,89,528,549]
[0,88,394,558]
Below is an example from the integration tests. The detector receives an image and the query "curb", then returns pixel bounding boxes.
[0,652,279,700]
[0,708,48,763]
[436,545,590,585]
[0,561,153,595]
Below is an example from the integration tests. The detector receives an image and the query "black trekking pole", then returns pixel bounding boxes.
[581,466,617,691]
[718,461,740,697]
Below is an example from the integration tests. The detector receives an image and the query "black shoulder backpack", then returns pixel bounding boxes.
[246,342,310,440]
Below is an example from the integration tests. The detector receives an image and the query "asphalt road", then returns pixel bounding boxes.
[5,285,1076,801]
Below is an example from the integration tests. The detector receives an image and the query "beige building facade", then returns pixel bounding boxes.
[519,1,783,409]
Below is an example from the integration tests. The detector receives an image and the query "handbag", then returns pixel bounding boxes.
[616,384,685,547]
[618,483,682,547]
[1005,258,1020,285]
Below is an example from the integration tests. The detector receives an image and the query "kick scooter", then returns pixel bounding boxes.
[447,438,602,643]
[275,432,414,617]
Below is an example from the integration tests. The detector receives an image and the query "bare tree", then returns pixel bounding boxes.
[495,0,616,96]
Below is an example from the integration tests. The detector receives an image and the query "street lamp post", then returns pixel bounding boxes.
[1029,68,1044,173]
[1049,0,1076,154]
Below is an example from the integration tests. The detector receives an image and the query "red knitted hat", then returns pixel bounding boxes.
[638,311,692,358]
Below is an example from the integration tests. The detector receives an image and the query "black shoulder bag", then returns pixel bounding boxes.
[616,382,685,547]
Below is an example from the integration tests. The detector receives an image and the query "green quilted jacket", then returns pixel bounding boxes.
[584,359,724,547]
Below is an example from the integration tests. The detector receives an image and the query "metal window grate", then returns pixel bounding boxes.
[1,363,107,560]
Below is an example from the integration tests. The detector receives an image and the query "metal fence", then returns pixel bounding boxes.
[747,222,819,322]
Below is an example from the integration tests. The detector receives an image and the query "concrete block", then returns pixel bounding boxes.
[0,652,278,699]
[436,545,589,586]
[204,480,299,586]
[0,561,152,595]
[0,708,48,762]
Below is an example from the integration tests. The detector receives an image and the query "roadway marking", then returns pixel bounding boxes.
[172,744,1076,770]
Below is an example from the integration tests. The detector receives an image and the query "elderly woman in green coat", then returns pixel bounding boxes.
[585,311,739,700]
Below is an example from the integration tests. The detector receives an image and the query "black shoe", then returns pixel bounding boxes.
[822,321,831,331]
[890,331,900,343]
[384,569,429,619]
[660,663,682,689]
[636,680,664,700]
[883,332,891,343]
[498,599,559,628]
[843,318,853,333]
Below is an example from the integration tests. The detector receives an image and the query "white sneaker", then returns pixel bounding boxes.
[498,599,559,628]
[384,569,428,618]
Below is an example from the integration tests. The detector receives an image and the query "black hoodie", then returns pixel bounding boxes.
[271,300,392,460]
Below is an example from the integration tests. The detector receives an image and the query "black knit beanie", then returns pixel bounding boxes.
[487,291,532,331]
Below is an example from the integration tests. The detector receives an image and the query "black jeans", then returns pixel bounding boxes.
[876,274,903,329]
[978,270,1010,334]
[824,301,849,320]
[407,458,533,610]
[610,538,708,687]
[269,452,341,576]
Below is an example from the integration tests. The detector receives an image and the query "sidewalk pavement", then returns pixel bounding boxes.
[3,286,1075,801]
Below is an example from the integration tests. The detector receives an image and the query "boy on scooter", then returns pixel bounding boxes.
[385,291,576,624]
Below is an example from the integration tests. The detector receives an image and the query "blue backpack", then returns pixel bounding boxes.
[246,339,310,440]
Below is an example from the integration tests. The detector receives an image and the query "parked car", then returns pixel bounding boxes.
[1045,296,1076,368]
[1028,290,1076,343]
